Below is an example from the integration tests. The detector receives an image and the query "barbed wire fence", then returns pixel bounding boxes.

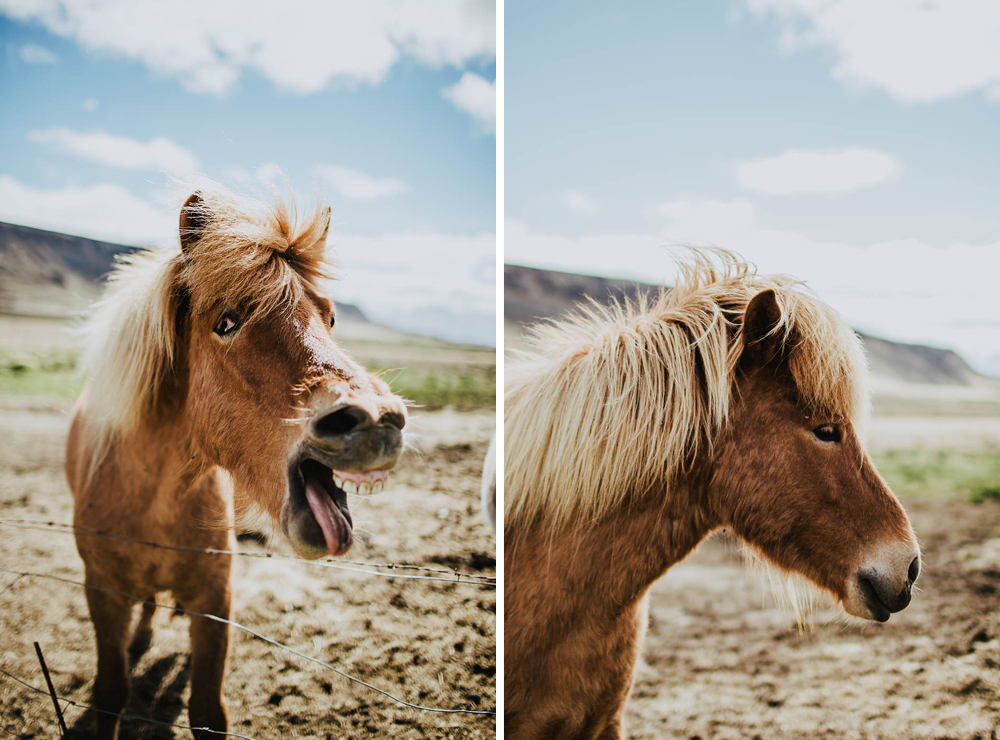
[0,517,496,738]
[0,519,497,585]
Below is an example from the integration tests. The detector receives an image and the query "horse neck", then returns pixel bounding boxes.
[507,479,716,626]
[126,337,208,493]
[112,409,211,500]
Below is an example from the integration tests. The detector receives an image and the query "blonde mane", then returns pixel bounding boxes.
[80,183,334,436]
[504,250,870,529]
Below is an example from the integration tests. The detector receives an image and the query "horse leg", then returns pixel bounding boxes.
[185,577,231,739]
[85,587,133,740]
[127,597,156,665]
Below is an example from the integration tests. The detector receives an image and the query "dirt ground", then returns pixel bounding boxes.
[0,397,496,739]
[627,419,1000,740]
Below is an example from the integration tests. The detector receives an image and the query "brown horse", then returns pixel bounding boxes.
[65,185,407,739]
[503,251,920,740]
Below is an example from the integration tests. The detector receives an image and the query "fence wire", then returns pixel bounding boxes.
[0,565,496,717]
[0,519,495,586]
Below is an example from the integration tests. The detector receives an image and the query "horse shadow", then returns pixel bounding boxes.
[67,652,190,740]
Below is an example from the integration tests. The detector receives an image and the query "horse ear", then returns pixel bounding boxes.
[179,192,208,253]
[741,288,784,369]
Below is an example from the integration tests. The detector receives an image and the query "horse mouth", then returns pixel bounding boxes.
[857,578,892,623]
[285,459,388,558]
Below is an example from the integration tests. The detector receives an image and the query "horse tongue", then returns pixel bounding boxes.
[303,475,352,556]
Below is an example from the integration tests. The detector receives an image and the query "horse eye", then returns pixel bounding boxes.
[812,424,841,444]
[213,312,240,337]
[330,313,336,328]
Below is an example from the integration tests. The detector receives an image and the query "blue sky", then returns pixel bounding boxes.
[0,1,496,345]
[506,1,1000,375]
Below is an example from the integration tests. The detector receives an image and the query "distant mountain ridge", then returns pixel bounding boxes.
[0,221,136,283]
[504,263,649,325]
[0,221,137,316]
[505,263,988,389]
[0,220,370,327]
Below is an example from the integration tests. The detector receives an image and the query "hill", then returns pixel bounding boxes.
[0,221,137,316]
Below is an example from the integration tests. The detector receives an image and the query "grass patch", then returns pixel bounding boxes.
[969,485,1000,505]
[374,364,495,411]
[873,447,1000,502]
[0,350,84,398]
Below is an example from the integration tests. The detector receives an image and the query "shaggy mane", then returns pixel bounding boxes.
[504,249,870,529]
[80,183,334,436]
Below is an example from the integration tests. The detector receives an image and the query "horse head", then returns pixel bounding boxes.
[713,288,919,621]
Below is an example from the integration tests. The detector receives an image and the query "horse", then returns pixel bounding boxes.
[64,185,407,739]
[481,434,497,533]
[503,251,920,740]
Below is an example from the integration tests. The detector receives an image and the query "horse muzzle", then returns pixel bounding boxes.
[281,403,405,559]
[844,544,921,622]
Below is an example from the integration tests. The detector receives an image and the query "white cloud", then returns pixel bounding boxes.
[28,128,199,173]
[442,71,496,134]
[736,147,900,196]
[504,219,670,283]
[332,230,496,345]
[223,163,286,188]
[506,205,1000,374]
[82,97,98,112]
[650,197,756,238]
[743,0,1000,103]
[314,164,407,201]
[560,190,600,216]
[0,0,495,95]
[0,176,175,245]
[332,231,496,317]
[19,42,58,64]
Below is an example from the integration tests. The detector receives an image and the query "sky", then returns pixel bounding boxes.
[0,0,496,346]
[506,0,1000,376]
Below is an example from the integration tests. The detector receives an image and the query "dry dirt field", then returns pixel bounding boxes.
[628,418,1000,740]
[0,394,496,739]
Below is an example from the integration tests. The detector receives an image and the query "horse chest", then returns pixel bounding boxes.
[507,595,646,739]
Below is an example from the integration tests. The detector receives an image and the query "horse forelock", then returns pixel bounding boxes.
[178,185,334,317]
[79,184,336,455]
[504,248,870,531]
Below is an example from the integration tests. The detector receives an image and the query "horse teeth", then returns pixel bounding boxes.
[361,482,371,495]
[342,480,359,495]
[332,473,345,489]
[371,480,384,494]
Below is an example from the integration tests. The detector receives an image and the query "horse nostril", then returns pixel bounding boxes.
[313,406,371,438]
[382,411,406,431]
[908,556,920,585]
